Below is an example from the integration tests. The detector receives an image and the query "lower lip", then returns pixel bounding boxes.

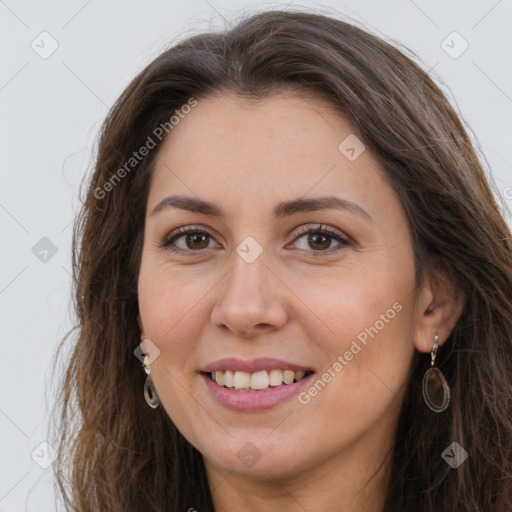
[201,372,315,411]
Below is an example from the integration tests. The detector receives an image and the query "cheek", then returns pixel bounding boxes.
[295,261,416,409]
[289,293,415,457]
[299,260,413,348]
[137,257,217,366]
[137,260,209,435]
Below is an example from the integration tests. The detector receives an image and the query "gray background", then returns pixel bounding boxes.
[1,0,511,509]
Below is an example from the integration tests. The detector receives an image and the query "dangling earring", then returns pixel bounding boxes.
[143,354,160,409]
[422,331,450,412]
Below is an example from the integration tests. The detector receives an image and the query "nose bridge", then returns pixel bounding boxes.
[232,239,269,296]
[211,239,288,335]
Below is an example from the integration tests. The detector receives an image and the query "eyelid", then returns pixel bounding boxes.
[292,223,348,240]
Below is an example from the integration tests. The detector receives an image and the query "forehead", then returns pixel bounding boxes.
[157,89,348,157]
[148,90,391,221]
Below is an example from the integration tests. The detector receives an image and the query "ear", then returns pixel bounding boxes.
[137,313,146,338]
[412,266,464,353]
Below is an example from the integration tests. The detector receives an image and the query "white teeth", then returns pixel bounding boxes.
[214,371,224,386]
[233,371,250,389]
[294,371,305,381]
[223,370,234,388]
[210,369,310,391]
[250,371,269,390]
[283,370,294,385]
[269,369,283,386]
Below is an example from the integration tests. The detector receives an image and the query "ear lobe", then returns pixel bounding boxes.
[413,270,465,353]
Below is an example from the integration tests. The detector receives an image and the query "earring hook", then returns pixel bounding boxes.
[430,331,439,367]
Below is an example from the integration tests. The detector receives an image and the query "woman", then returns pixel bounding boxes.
[51,9,512,511]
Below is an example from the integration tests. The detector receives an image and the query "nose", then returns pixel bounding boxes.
[210,247,289,338]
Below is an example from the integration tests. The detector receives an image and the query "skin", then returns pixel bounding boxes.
[137,90,462,511]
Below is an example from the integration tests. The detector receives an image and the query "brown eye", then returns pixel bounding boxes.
[161,227,220,254]
[305,233,333,251]
[183,232,210,250]
[292,225,349,254]
[161,224,349,256]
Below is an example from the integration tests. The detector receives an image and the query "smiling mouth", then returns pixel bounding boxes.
[203,369,315,392]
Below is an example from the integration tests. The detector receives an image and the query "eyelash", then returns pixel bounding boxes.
[160,224,350,256]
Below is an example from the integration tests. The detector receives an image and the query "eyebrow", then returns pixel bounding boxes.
[150,195,372,221]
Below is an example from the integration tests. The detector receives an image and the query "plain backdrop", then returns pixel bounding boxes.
[1,0,511,510]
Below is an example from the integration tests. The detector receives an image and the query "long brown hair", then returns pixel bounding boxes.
[50,9,512,511]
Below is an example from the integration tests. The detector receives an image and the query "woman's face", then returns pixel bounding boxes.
[137,90,422,481]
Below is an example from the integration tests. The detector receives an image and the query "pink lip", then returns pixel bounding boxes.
[201,372,315,411]
[201,357,314,373]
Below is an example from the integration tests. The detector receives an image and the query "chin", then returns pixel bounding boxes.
[200,435,313,479]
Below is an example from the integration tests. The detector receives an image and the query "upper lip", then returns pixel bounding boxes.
[201,357,314,374]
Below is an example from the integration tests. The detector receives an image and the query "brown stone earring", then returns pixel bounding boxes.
[422,331,450,412]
